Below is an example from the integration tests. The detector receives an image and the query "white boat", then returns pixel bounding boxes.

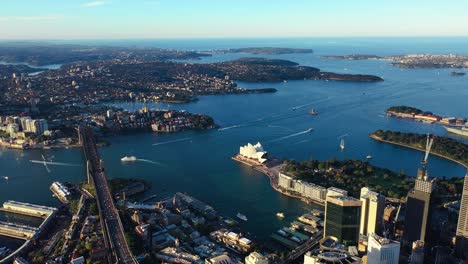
[2,176,9,181]
[237,212,248,221]
[276,212,285,218]
[121,156,137,162]
[366,155,372,159]
[340,138,345,150]
[444,125,468,137]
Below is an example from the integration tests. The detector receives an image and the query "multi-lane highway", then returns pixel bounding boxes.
[79,126,137,264]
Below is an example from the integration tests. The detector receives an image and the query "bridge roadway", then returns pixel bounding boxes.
[79,126,137,264]
[283,230,323,264]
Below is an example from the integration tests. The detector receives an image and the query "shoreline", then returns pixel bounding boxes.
[370,134,468,169]
[232,154,324,206]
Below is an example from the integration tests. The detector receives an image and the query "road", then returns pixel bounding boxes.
[283,230,323,264]
[79,126,137,264]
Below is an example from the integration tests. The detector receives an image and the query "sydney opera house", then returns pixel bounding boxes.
[239,142,268,163]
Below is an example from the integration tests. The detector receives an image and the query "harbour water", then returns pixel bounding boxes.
[1,38,468,241]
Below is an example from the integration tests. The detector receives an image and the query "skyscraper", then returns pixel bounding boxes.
[404,134,436,244]
[404,177,435,243]
[324,195,362,247]
[367,233,400,264]
[359,187,385,237]
[456,173,468,260]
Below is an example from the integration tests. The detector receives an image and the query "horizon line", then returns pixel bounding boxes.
[1,35,468,42]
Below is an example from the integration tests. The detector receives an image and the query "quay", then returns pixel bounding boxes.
[232,152,325,206]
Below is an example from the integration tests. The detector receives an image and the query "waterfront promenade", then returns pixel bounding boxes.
[232,154,324,206]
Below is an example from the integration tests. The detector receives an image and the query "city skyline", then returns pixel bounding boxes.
[1,0,468,39]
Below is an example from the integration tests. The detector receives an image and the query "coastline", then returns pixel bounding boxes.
[370,134,468,169]
[232,154,324,206]
[0,142,82,150]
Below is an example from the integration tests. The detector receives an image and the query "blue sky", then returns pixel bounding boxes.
[1,0,467,39]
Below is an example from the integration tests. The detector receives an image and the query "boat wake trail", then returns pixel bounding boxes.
[291,102,315,111]
[268,129,312,143]
[218,125,242,131]
[136,159,163,165]
[294,139,310,145]
[337,133,349,139]
[30,160,81,166]
[152,137,192,146]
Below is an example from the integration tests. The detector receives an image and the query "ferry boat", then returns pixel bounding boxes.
[444,126,468,137]
[237,212,248,221]
[340,138,345,150]
[121,156,137,162]
[276,212,285,218]
[309,109,318,115]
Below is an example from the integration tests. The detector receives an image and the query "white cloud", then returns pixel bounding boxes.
[82,1,106,7]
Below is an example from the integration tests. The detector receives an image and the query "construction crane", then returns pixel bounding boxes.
[417,134,435,180]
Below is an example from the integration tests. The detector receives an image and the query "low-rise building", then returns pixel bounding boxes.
[304,249,361,264]
[366,234,400,264]
[245,252,269,264]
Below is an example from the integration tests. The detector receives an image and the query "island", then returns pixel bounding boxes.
[209,47,314,55]
[385,105,467,125]
[370,130,468,168]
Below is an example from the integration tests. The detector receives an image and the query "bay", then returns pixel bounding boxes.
[0,38,467,241]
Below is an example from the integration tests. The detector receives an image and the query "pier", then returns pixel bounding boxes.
[0,222,38,240]
[0,201,57,264]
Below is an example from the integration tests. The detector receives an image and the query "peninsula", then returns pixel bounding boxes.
[320,54,382,60]
[0,56,382,108]
[0,107,216,150]
[231,142,463,207]
[322,53,468,69]
[370,130,468,168]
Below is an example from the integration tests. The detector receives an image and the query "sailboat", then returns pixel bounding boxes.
[340,138,345,150]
